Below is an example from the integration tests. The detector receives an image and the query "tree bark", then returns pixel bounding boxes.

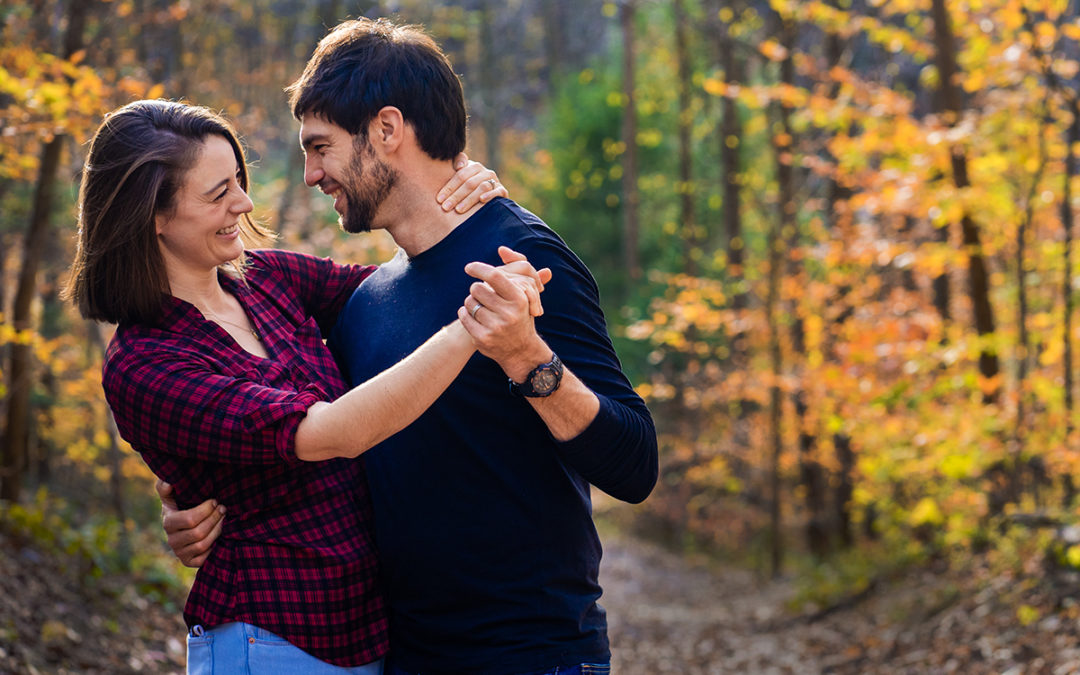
[674,0,697,275]
[2,0,92,503]
[767,208,784,579]
[619,0,641,284]
[931,0,999,399]
[825,0,855,551]
[1066,109,1078,444]
[478,1,501,172]
[714,0,746,313]
[543,0,564,99]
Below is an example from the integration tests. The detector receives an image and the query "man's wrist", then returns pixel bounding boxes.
[501,341,555,382]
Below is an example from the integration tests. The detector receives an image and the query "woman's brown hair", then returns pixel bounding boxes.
[64,100,274,325]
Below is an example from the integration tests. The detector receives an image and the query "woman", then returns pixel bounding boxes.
[64,100,544,674]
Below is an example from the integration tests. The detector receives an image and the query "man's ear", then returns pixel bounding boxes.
[372,106,405,153]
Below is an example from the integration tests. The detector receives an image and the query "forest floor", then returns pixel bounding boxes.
[5,526,1080,674]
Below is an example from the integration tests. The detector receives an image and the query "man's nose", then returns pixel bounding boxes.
[304,156,323,187]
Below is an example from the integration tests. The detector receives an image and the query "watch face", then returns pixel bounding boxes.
[533,368,558,393]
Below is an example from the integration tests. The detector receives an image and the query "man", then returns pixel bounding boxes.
[165,17,657,675]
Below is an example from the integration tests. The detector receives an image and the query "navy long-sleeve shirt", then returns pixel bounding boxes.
[329,198,658,674]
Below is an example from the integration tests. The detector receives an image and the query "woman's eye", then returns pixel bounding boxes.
[214,188,228,202]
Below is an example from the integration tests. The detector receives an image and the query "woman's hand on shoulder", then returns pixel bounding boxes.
[437,153,508,214]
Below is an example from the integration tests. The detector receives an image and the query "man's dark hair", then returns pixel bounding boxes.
[287,18,467,160]
[64,100,273,325]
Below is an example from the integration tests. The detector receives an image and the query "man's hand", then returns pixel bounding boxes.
[491,246,551,317]
[458,248,553,381]
[156,479,225,568]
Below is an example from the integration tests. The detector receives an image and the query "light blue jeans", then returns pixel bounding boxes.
[186,622,384,675]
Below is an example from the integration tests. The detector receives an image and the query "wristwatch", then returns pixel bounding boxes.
[509,353,564,398]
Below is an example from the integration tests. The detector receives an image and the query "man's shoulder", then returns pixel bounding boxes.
[473,198,572,258]
[481,197,552,231]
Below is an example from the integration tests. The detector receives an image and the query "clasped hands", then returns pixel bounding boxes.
[458,245,552,366]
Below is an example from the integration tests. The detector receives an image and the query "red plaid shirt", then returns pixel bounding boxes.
[103,249,387,667]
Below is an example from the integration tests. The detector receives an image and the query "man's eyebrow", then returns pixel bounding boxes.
[300,133,328,151]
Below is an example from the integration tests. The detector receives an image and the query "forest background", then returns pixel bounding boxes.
[4,0,1080,670]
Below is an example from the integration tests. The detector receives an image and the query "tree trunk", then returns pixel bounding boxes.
[88,324,132,568]
[719,12,745,312]
[1014,110,1046,464]
[1065,108,1078,447]
[767,210,784,579]
[2,0,92,503]
[543,0,564,98]
[3,137,64,503]
[619,0,641,285]
[931,0,999,399]
[714,0,754,462]
[478,1,500,172]
[825,0,856,551]
[674,0,697,275]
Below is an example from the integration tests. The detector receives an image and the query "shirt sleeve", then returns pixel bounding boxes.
[511,229,659,504]
[248,249,376,337]
[103,340,320,466]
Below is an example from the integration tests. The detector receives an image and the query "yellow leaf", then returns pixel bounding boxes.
[147,83,165,100]
[1067,545,1080,568]
[910,497,943,527]
[703,77,727,97]
[759,40,788,62]
[1017,604,1040,627]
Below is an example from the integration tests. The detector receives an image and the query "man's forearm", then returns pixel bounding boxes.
[522,368,599,441]
[497,338,599,441]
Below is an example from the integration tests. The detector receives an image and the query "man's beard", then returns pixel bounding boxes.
[340,137,398,234]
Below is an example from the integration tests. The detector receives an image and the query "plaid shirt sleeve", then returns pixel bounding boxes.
[103,342,320,466]
[246,249,376,336]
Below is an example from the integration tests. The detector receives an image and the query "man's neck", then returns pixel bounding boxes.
[382,160,476,259]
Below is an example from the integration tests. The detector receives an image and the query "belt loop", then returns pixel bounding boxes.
[190,625,205,638]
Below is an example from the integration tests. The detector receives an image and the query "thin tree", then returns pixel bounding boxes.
[619,0,641,284]
[3,0,94,503]
[931,0,999,400]
[766,11,800,575]
[673,0,697,274]
[477,0,501,172]
[824,0,855,550]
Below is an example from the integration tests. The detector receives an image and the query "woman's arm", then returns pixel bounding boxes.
[295,257,546,461]
[293,321,473,461]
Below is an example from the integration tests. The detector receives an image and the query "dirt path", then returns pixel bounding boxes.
[599,532,1080,675]
[600,533,827,674]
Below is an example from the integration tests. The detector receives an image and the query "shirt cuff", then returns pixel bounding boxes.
[553,392,620,453]
[240,388,324,464]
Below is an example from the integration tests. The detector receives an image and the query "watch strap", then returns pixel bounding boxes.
[508,353,564,398]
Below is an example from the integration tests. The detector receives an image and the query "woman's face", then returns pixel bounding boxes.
[154,134,254,278]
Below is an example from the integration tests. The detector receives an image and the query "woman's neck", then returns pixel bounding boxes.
[166,264,232,315]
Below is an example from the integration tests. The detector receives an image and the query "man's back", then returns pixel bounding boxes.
[330,198,656,674]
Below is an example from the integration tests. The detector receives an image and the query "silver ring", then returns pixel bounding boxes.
[470,301,483,319]
[486,178,497,190]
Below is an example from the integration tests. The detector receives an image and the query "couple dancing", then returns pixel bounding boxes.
[66,17,657,675]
